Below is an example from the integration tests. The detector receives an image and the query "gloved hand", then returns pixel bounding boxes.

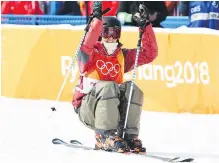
[92,1,102,20]
[132,4,150,29]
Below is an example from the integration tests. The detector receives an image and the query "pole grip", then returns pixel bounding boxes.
[85,8,111,32]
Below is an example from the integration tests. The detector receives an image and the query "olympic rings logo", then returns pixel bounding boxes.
[96,60,121,77]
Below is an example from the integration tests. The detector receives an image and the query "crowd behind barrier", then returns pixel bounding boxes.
[0,1,185,28]
[1,1,219,29]
[1,1,179,16]
[1,14,189,29]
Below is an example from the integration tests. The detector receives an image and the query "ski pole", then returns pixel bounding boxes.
[122,4,148,138]
[122,31,144,139]
[51,8,111,111]
[122,4,148,139]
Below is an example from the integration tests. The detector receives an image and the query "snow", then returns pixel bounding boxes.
[0,96,219,163]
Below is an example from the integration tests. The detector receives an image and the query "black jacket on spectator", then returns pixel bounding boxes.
[117,1,168,27]
[57,1,81,15]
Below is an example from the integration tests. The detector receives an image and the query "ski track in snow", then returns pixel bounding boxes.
[0,96,219,163]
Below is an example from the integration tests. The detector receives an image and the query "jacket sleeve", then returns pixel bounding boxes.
[77,18,103,73]
[122,24,158,73]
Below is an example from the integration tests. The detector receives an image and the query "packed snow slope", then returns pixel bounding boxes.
[0,97,219,163]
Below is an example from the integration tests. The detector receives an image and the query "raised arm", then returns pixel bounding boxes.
[80,18,103,56]
[123,24,158,73]
[77,2,103,73]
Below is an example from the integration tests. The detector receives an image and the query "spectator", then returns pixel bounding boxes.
[45,1,64,15]
[1,1,44,15]
[57,1,81,15]
[79,1,119,16]
[179,1,219,30]
[117,1,168,27]
[39,1,49,14]
[165,1,180,16]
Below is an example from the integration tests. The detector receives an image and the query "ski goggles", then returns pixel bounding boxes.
[101,27,121,39]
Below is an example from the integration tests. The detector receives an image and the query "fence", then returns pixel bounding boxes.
[1,15,189,28]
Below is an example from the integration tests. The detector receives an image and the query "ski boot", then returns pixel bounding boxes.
[95,130,130,153]
[125,134,146,154]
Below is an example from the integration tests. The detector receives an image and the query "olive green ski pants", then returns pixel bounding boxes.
[78,81,144,136]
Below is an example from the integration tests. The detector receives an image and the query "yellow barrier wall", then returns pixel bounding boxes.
[2,26,219,114]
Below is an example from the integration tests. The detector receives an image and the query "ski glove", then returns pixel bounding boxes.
[132,4,150,30]
[92,1,102,20]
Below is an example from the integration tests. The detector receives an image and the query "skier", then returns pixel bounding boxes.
[72,2,158,153]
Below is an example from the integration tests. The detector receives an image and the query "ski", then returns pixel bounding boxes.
[52,138,93,150]
[70,139,194,162]
[52,138,194,162]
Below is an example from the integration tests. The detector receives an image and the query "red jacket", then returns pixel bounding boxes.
[80,1,119,16]
[1,1,44,15]
[72,18,158,109]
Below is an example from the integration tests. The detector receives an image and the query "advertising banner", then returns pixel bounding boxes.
[2,26,219,113]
